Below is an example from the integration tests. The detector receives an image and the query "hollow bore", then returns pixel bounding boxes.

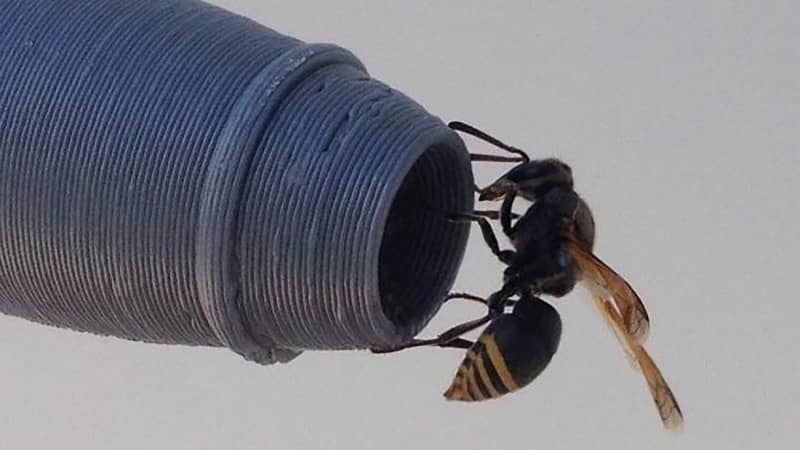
[378,142,472,332]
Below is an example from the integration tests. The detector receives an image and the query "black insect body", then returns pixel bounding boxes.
[436,140,593,401]
[372,122,682,429]
[448,122,595,306]
[372,140,587,396]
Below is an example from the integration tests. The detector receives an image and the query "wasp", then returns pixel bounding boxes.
[372,122,683,430]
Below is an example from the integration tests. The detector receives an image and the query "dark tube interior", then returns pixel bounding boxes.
[378,143,471,331]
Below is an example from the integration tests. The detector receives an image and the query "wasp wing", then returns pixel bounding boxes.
[565,238,650,343]
[592,295,684,430]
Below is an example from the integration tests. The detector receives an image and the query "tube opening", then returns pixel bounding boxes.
[378,142,472,333]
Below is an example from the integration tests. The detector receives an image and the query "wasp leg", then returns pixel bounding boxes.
[499,191,517,237]
[370,287,519,354]
[370,314,494,354]
[445,292,517,309]
[442,338,474,349]
[472,210,501,220]
[445,292,486,304]
[370,337,473,353]
[470,153,526,163]
[471,210,521,221]
[448,212,516,265]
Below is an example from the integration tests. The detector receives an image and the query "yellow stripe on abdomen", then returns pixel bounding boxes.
[464,365,486,401]
[480,334,521,392]
[474,352,502,398]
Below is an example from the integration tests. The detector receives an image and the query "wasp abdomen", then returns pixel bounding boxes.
[444,297,561,401]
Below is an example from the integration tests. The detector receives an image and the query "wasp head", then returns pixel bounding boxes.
[479,158,573,201]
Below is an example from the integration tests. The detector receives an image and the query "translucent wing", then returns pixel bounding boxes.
[566,238,650,343]
[592,295,684,430]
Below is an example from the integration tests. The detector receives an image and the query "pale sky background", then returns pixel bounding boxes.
[2,1,798,449]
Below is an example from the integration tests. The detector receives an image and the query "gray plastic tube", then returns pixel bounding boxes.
[0,0,474,364]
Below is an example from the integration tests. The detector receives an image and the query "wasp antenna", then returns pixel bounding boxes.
[448,121,530,162]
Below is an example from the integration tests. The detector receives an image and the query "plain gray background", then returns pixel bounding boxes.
[2,1,798,449]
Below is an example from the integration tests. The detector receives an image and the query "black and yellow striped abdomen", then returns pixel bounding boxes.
[444,297,562,401]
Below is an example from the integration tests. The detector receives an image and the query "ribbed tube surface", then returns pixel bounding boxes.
[0,0,474,363]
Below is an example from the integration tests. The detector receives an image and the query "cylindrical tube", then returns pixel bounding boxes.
[0,0,474,364]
